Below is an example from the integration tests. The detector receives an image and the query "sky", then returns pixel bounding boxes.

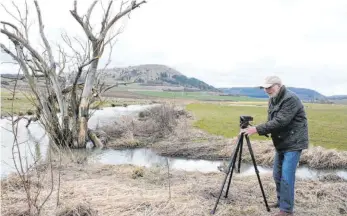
[1,0,347,96]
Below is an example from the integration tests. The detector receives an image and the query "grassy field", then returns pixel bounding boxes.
[0,88,36,115]
[2,86,346,151]
[134,90,265,101]
[0,88,153,116]
[186,102,347,151]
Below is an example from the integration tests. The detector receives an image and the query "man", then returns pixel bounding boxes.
[244,76,309,216]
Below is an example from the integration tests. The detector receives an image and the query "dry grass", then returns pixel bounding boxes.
[56,203,98,216]
[103,103,189,148]
[101,105,347,170]
[1,163,346,216]
[300,146,347,169]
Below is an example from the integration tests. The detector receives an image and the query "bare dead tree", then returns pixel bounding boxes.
[70,0,146,146]
[0,0,146,148]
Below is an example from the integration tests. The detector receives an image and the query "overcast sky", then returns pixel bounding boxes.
[1,0,347,96]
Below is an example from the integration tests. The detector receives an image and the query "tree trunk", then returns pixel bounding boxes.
[77,43,100,147]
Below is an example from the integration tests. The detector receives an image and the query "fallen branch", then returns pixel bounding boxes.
[88,129,107,148]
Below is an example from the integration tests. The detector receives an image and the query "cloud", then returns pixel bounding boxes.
[1,0,347,96]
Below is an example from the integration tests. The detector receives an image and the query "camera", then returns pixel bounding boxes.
[240,115,253,128]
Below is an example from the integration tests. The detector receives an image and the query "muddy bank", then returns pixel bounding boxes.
[104,105,347,170]
[1,162,346,216]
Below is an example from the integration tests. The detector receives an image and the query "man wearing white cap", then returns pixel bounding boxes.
[244,76,309,216]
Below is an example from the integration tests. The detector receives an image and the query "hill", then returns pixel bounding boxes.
[219,87,329,102]
[101,64,219,91]
[326,95,347,100]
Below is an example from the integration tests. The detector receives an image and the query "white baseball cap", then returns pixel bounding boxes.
[259,76,282,88]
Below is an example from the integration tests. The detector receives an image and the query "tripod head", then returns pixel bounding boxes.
[239,115,253,129]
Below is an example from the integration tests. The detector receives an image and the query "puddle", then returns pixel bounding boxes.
[1,104,346,181]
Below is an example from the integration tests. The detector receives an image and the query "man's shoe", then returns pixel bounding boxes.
[273,210,294,216]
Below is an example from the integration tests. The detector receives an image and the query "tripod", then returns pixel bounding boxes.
[211,119,270,214]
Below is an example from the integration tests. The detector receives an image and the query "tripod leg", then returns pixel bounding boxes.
[211,134,242,215]
[224,134,243,198]
[245,135,271,212]
[237,137,243,173]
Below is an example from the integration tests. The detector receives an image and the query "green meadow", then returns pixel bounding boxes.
[1,88,36,115]
[134,90,265,101]
[186,102,347,151]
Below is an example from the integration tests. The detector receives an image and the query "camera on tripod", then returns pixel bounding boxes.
[211,115,270,214]
[240,115,253,129]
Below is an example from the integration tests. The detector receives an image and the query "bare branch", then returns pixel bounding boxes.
[99,34,116,74]
[74,0,77,11]
[57,45,66,76]
[0,3,22,24]
[32,57,45,75]
[103,28,121,46]
[100,0,146,39]
[61,33,82,63]
[73,57,99,87]
[73,36,88,56]
[9,68,35,213]
[1,21,25,38]
[33,0,55,68]
[0,28,48,70]
[79,57,99,71]
[102,84,119,93]
[120,1,129,13]
[100,0,113,33]
[0,43,30,80]
[24,0,29,40]
[1,61,18,65]
[12,1,24,23]
[86,0,98,29]
[70,0,97,41]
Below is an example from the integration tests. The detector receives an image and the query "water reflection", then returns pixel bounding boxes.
[97,148,168,168]
[90,148,347,180]
[0,117,49,178]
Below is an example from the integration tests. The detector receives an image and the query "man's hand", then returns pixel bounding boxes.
[242,126,258,136]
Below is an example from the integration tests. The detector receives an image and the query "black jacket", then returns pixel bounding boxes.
[256,85,309,152]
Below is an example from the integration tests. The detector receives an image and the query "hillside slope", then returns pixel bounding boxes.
[101,64,219,91]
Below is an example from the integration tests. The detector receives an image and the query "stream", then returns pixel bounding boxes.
[1,104,346,181]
